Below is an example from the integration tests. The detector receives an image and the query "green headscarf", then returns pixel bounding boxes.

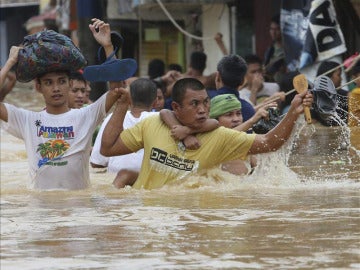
[210,94,241,119]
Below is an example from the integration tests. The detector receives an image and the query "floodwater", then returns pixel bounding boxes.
[1,85,359,270]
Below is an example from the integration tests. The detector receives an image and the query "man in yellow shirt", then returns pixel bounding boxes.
[101,77,313,190]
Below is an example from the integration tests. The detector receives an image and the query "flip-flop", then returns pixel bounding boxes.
[312,75,337,116]
[98,31,124,63]
[83,56,137,82]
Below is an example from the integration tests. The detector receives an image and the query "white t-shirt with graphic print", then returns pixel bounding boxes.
[1,93,107,190]
[90,110,158,174]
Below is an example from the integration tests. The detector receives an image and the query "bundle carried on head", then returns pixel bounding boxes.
[15,30,87,82]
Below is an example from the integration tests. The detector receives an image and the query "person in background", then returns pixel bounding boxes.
[207,54,256,123]
[239,54,282,107]
[168,63,183,73]
[90,78,158,188]
[185,51,216,90]
[316,60,348,124]
[148,58,165,80]
[84,81,93,105]
[68,70,87,109]
[264,14,284,69]
[209,94,268,175]
[151,80,165,112]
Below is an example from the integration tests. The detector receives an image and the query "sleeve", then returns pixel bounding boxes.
[120,116,151,152]
[89,114,111,166]
[83,93,107,126]
[212,127,256,162]
[1,103,29,139]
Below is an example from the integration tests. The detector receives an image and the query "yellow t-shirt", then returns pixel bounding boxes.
[348,88,360,127]
[121,115,256,189]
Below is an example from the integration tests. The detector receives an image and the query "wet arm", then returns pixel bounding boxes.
[234,106,269,132]
[100,88,133,157]
[249,91,313,154]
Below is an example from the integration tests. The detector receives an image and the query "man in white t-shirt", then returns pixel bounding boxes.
[91,78,158,188]
[0,19,131,190]
[240,54,283,106]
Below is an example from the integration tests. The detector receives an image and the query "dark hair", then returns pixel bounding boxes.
[172,78,205,104]
[244,54,263,65]
[190,51,207,73]
[69,70,86,84]
[152,79,166,96]
[148,59,165,79]
[217,54,247,89]
[278,70,300,109]
[130,78,157,107]
[168,63,183,73]
[316,61,339,78]
[271,14,280,25]
[36,70,70,83]
[351,61,360,77]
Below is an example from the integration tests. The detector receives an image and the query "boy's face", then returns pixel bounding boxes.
[36,72,70,109]
[269,22,281,42]
[68,79,86,108]
[218,109,243,129]
[152,88,165,112]
[245,63,263,85]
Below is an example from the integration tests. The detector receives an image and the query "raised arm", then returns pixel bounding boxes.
[0,70,16,102]
[234,106,269,132]
[89,18,124,112]
[249,91,313,154]
[214,33,228,55]
[234,102,277,132]
[100,87,133,157]
[0,46,20,88]
[0,46,21,122]
[89,18,113,60]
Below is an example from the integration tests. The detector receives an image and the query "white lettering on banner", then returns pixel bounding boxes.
[308,0,346,61]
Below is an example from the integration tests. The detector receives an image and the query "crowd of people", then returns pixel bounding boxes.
[0,14,359,191]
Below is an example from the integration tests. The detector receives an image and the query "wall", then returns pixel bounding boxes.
[201,3,231,75]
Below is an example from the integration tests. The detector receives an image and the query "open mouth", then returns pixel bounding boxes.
[52,94,62,99]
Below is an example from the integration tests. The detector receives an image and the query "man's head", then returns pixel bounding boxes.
[216,54,247,89]
[244,54,264,86]
[351,61,360,88]
[130,78,157,108]
[190,51,207,73]
[68,71,87,108]
[148,59,165,79]
[35,71,71,111]
[152,80,165,112]
[210,94,242,128]
[171,78,210,129]
[269,14,281,43]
